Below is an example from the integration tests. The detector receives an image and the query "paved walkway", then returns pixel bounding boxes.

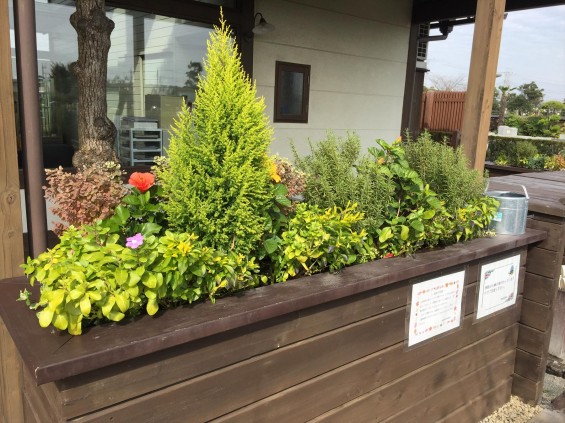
[528,374,565,423]
[528,409,565,423]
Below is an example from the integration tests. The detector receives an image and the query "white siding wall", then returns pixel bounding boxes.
[253,0,412,158]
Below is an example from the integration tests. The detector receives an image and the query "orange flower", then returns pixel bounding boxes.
[129,172,155,193]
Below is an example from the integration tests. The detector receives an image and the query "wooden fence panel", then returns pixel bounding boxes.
[420,91,466,132]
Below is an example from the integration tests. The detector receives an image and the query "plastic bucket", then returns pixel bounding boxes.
[486,186,529,235]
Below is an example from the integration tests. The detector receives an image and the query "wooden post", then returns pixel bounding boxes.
[460,0,506,171]
[0,0,25,279]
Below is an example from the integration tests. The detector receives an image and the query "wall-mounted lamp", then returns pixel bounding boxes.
[252,12,275,35]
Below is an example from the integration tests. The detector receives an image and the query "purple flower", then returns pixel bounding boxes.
[126,233,144,249]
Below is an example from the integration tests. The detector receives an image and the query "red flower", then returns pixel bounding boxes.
[129,172,155,193]
[383,253,395,259]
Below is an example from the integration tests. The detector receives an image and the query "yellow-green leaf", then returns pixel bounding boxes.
[79,296,91,316]
[38,309,54,328]
[53,312,69,330]
[115,294,130,313]
[146,298,159,316]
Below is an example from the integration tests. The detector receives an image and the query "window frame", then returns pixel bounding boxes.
[274,61,310,123]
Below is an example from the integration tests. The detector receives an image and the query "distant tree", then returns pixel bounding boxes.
[426,74,466,91]
[507,81,544,115]
[185,61,203,89]
[492,87,500,114]
[497,85,516,127]
[541,100,565,116]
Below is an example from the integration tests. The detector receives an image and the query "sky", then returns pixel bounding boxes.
[425,5,565,102]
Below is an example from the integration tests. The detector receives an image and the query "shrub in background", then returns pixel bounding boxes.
[44,162,126,234]
[158,17,272,255]
[404,131,487,211]
[292,131,394,234]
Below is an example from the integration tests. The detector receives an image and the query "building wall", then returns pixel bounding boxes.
[253,0,412,158]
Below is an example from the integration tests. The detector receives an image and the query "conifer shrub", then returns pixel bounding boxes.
[158,16,272,255]
[404,131,487,211]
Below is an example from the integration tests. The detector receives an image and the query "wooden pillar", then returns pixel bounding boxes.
[460,0,506,171]
[400,23,419,137]
[0,0,25,279]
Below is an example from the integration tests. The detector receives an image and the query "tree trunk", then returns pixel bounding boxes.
[497,93,507,128]
[70,0,117,169]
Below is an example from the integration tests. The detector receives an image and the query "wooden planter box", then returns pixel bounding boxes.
[484,162,543,178]
[0,231,548,422]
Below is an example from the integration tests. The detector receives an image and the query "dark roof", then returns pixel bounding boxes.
[412,0,565,23]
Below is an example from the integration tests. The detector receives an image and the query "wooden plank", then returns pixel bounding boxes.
[214,324,518,423]
[526,219,563,252]
[74,308,408,422]
[384,377,512,423]
[512,373,543,404]
[549,291,565,359]
[517,324,546,357]
[69,296,520,423]
[438,378,512,423]
[310,350,516,423]
[58,281,479,419]
[460,0,506,170]
[524,272,555,305]
[22,364,62,423]
[526,247,561,279]
[521,298,553,332]
[515,349,545,382]
[0,0,25,279]
[57,281,412,419]
[0,316,24,423]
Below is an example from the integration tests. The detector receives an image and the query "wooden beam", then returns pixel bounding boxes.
[460,0,506,171]
[0,0,25,279]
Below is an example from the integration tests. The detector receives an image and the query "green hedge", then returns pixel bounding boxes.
[486,135,565,168]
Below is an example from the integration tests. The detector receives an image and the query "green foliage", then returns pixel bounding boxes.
[404,131,487,211]
[367,139,446,257]
[22,225,156,335]
[104,183,167,240]
[21,224,259,335]
[158,16,272,255]
[292,131,394,234]
[507,81,544,115]
[451,196,499,243]
[486,135,565,169]
[268,203,376,283]
[504,114,564,138]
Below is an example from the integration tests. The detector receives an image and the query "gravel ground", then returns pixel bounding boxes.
[480,373,565,423]
[480,395,542,423]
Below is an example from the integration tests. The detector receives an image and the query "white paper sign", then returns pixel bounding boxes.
[476,255,520,319]
[408,270,465,347]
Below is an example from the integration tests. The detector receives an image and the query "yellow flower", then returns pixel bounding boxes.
[177,241,192,255]
[267,157,281,183]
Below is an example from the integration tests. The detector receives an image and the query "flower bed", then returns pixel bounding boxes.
[0,229,546,421]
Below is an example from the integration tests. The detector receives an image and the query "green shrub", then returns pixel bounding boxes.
[21,223,259,335]
[44,162,126,235]
[404,131,487,211]
[158,17,272,255]
[367,139,446,256]
[292,131,394,234]
[268,203,376,283]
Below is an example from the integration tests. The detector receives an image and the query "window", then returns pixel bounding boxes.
[8,0,250,169]
[274,61,310,123]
